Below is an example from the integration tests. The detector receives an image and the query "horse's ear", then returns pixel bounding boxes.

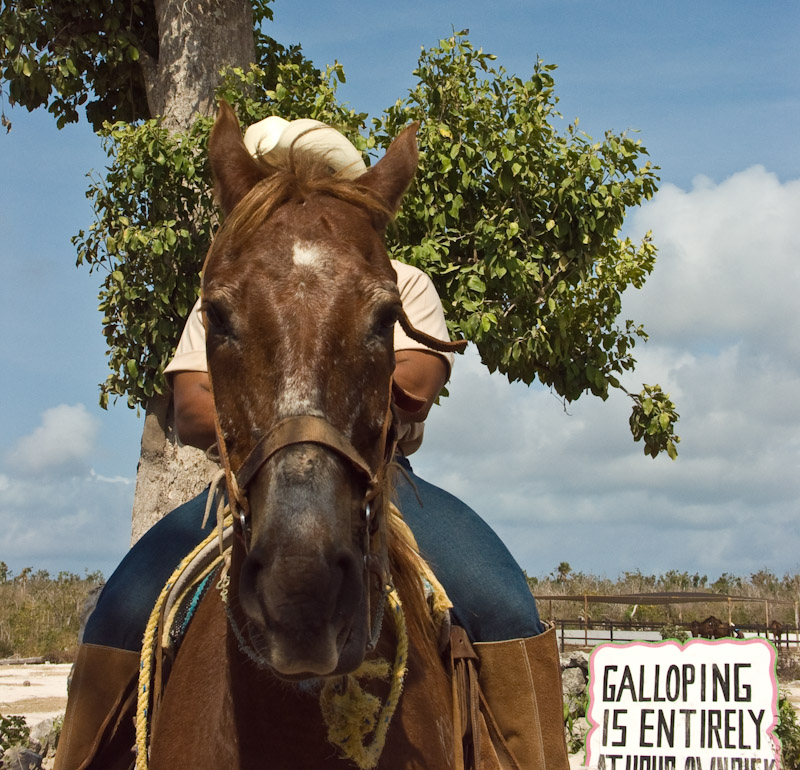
[359,122,419,228]
[209,101,265,215]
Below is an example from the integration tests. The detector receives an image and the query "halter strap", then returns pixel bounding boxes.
[235,414,378,493]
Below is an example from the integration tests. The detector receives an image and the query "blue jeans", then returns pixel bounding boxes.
[83,457,542,650]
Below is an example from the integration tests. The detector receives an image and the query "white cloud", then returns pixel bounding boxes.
[413,168,800,580]
[0,404,134,576]
[623,166,800,361]
[5,404,100,476]
[0,471,133,577]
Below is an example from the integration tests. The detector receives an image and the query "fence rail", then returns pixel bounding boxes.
[552,618,800,651]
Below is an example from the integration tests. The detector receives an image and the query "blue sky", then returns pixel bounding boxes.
[1,0,798,580]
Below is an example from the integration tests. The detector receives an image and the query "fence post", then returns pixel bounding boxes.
[584,595,589,647]
[560,620,565,653]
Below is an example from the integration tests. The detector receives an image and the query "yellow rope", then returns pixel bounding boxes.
[319,588,409,770]
[135,490,413,770]
[135,506,231,770]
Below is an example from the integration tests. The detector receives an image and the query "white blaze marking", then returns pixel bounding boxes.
[277,373,320,419]
[292,242,326,268]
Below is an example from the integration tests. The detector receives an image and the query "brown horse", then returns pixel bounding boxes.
[770,620,785,649]
[146,103,459,769]
[689,615,743,640]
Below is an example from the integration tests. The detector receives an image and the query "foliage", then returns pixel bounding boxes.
[563,682,590,754]
[778,691,800,770]
[0,0,156,129]
[1,2,680,456]
[0,713,29,753]
[0,567,104,660]
[375,35,677,457]
[74,57,366,408]
[75,117,215,407]
[660,623,689,643]
[530,565,800,631]
[0,0,275,130]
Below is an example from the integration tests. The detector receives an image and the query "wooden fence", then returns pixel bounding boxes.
[550,617,800,651]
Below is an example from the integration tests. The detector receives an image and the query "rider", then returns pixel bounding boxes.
[54,115,568,770]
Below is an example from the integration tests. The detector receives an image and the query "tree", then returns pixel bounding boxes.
[1,0,288,538]
[1,4,680,539]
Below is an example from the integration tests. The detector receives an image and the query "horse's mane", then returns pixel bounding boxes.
[383,479,443,672]
[218,154,393,256]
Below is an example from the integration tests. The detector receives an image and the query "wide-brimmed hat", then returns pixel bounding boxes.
[243,116,367,179]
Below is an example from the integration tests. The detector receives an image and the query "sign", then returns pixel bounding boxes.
[585,640,780,770]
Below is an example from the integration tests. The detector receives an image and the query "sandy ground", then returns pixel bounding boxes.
[2,663,800,766]
[0,663,72,727]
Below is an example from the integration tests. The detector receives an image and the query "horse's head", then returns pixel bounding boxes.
[203,103,419,680]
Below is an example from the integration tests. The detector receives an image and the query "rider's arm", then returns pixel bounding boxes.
[393,349,448,424]
[173,371,217,450]
[172,350,446,451]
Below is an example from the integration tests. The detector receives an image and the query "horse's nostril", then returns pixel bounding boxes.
[238,552,267,622]
[332,549,362,622]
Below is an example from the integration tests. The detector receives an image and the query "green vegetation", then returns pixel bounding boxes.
[778,691,800,770]
[0,0,679,457]
[0,562,103,661]
[0,713,30,754]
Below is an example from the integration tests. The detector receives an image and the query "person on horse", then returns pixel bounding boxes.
[54,115,569,770]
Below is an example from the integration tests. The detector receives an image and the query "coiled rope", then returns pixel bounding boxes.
[135,473,231,770]
[319,587,408,770]
[135,476,413,770]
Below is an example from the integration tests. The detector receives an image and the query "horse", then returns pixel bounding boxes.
[689,615,742,640]
[144,103,463,769]
[770,620,785,649]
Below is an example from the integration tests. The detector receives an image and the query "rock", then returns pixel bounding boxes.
[562,665,587,699]
[561,650,590,674]
[28,719,59,759]
[1,746,43,770]
[569,716,591,744]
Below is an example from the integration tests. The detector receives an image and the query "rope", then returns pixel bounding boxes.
[319,587,409,770]
[135,494,232,770]
[135,480,413,770]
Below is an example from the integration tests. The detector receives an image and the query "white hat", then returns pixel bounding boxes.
[243,116,367,179]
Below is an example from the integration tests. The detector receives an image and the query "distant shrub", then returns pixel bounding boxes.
[660,623,690,643]
[0,567,104,660]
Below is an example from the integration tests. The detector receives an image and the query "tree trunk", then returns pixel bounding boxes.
[130,0,255,542]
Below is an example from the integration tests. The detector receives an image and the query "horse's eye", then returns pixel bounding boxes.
[202,301,232,337]
[373,302,401,339]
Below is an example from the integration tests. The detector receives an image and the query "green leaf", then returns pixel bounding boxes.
[467,275,486,293]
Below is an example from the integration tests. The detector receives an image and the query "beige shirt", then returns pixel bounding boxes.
[165,260,454,455]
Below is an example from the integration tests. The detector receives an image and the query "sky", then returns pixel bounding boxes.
[1,0,798,582]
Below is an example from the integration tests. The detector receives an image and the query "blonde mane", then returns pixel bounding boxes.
[216,154,394,256]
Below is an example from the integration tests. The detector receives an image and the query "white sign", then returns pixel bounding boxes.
[585,640,780,770]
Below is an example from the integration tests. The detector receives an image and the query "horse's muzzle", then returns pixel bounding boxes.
[238,544,366,678]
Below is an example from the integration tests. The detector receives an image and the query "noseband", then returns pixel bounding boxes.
[231,408,395,556]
